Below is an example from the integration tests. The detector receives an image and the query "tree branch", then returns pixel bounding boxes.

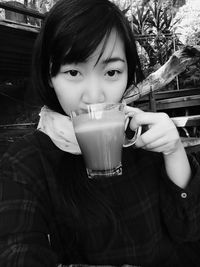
[123,45,200,104]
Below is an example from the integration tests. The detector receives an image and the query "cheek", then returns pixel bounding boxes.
[51,77,80,114]
[113,76,128,97]
[56,94,79,115]
[106,86,127,103]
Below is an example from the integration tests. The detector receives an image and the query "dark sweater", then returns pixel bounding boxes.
[1,130,200,267]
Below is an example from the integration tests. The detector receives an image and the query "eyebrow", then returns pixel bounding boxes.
[102,57,126,65]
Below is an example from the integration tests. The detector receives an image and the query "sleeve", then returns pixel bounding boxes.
[0,150,58,267]
[160,151,200,243]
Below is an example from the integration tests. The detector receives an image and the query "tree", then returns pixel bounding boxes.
[126,0,181,77]
[174,0,200,45]
[173,0,200,88]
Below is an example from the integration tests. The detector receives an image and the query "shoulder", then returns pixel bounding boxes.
[0,130,64,188]
[1,130,61,164]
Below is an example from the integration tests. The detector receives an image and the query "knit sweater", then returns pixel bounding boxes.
[1,130,200,267]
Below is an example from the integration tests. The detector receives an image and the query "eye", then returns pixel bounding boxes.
[105,70,122,79]
[65,70,80,77]
[107,70,117,77]
[62,69,83,81]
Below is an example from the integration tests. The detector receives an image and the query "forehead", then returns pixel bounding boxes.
[88,29,126,63]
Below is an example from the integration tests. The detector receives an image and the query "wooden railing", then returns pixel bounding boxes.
[134,88,200,152]
[135,88,200,112]
[0,2,45,20]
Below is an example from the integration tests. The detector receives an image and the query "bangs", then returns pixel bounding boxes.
[50,4,119,75]
[62,27,112,65]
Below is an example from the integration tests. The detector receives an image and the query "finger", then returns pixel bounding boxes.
[136,134,171,151]
[143,143,178,154]
[136,122,180,148]
[124,106,144,131]
[135,132,161,148]
[129,112,170,130]
[136,131,181,155]
[142,144,171,153]
[134,123,165,147]
[124,105,144,115]
[141,137,169,151]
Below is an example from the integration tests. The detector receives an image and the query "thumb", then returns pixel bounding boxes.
[124,106,144,131]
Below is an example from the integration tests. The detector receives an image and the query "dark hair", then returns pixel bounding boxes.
[32,0,143,114]
[32,1,144,250]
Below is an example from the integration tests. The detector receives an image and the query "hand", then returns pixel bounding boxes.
[128,108,181,155]
[124,106,191,188]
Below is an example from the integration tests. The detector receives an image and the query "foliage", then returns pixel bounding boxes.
[172,0,200,89]
[121,0,200,89]
[174,0,200,45]
[2,0,200,89]
[126,0,182,78]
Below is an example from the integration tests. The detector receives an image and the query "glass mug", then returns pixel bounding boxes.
[70,103,141,179]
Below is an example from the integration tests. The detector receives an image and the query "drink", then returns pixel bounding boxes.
[73,111,125,172]
[70,103,141,179]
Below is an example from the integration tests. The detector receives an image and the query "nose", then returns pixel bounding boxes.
[81,76,105,104]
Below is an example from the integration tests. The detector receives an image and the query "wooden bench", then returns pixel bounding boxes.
[135,88,200,112]
[0,2,45,20]
[134,89,200,152]
[0,1,43,79]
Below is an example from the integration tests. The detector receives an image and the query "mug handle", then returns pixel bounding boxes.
[123,106,142,147]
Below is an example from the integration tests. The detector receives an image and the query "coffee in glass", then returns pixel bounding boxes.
[70,103,141,179]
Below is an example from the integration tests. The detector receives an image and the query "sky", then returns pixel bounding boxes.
[186,0,200,8]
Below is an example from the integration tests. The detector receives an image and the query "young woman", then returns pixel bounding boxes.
[0,0,200,266]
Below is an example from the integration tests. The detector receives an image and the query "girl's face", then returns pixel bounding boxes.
[51,29,128,115]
